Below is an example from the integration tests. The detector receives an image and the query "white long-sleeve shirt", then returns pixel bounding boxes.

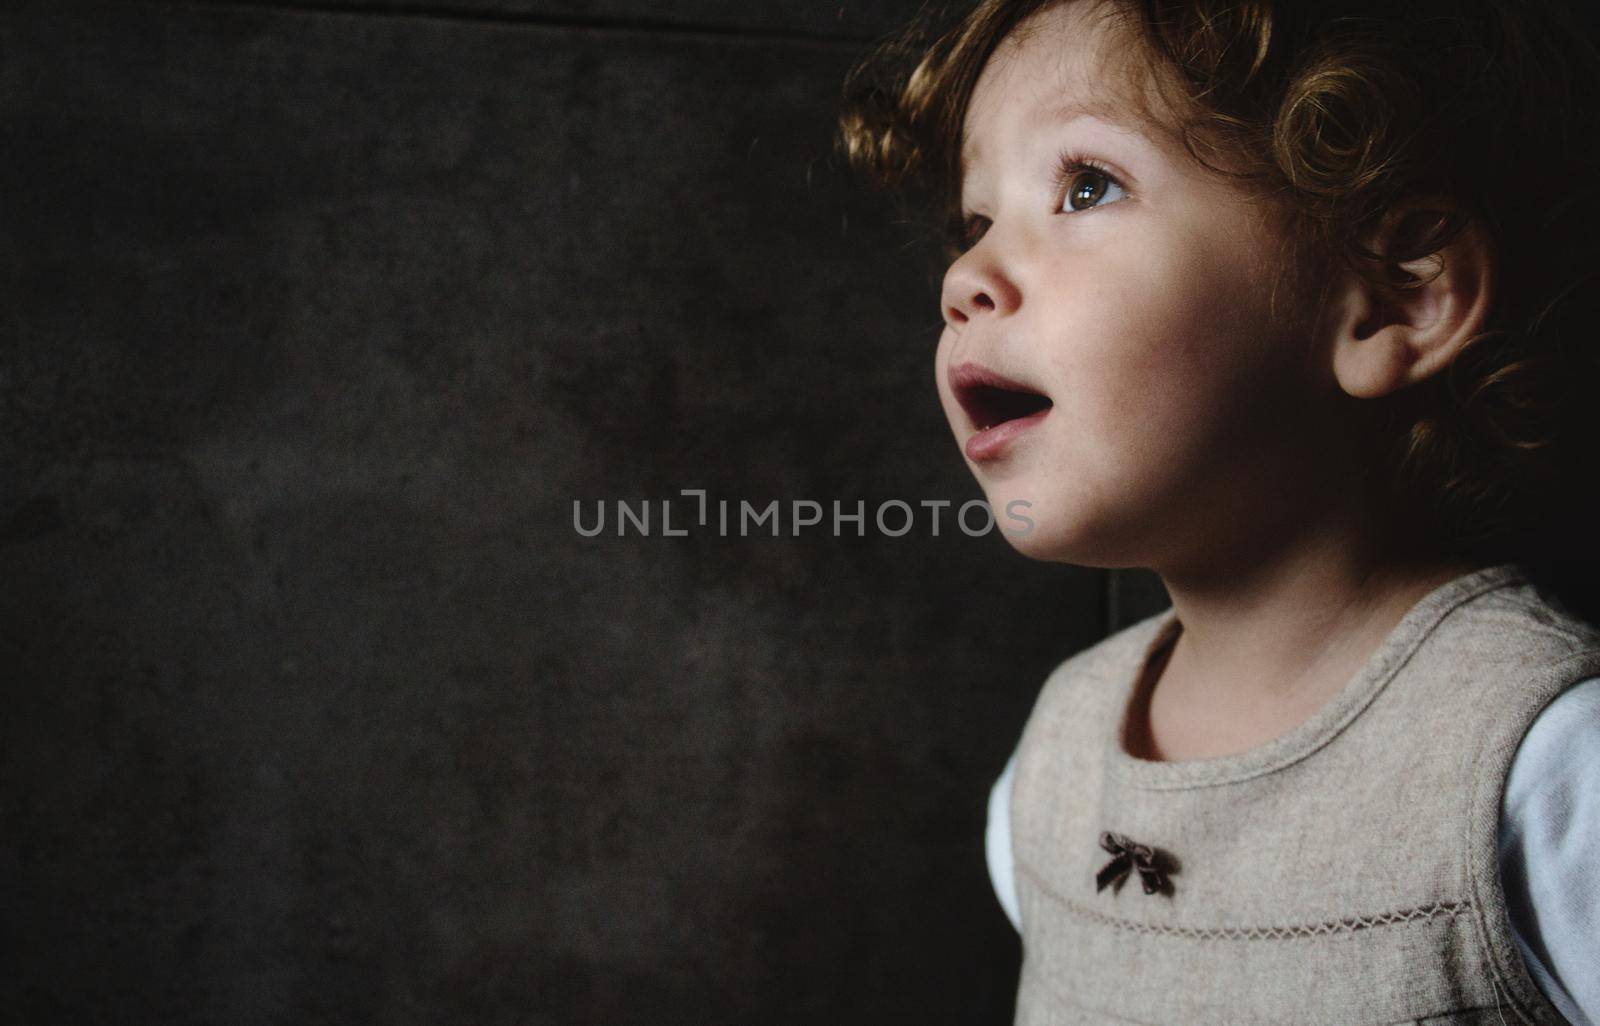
[985,675,1600,1024]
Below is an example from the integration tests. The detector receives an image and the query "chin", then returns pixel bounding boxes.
[979,482,1146,568]
[979,484,1077,562]
[997,525,1072,561]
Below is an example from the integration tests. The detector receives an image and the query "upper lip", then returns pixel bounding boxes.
[949,361,1053,431]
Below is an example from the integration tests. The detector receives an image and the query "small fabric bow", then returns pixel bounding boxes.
[1095,831,1168,895]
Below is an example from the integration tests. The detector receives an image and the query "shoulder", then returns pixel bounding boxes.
[1436,573,1600,680]
[1456,573,1600,820]
[1447,573,1600,754]
[1500,675,1600,1024]
[1504,674,1600,808]
[1008,609,1178,833]
[1022,607,1175,731]
[986,752,1022,932]
[1417,567,1600,1023]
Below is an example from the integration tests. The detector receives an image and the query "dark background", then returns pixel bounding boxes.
[0,1,1171,1022]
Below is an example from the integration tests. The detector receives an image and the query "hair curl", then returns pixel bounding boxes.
[839,0,1600,574]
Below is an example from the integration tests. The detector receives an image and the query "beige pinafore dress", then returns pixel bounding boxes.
[1011,562,1600,1025]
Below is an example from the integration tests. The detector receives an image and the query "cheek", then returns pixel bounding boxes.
[1046,228,1290,475]
[933,327,961,422]
[1094,230,1279,398]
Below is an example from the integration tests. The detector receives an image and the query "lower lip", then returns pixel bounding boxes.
[964,409,1051,462]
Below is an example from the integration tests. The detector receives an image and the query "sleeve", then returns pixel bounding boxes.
[986,750,1022,932]
[1497,674,1600,1026]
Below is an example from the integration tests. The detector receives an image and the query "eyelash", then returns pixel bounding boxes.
[952,152,1127,253]
[1054,153,1125,212]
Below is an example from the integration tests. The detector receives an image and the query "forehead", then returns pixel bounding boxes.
[958,2,1152,179]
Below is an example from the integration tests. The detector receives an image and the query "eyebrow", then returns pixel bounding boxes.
[958,97,1145,183]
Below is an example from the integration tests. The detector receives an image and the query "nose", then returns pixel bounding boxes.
[941,248,1021,327]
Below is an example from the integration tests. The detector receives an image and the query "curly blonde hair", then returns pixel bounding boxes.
[839,0,1600,568]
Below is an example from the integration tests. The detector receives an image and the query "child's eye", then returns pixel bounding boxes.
[1056,156,1128,213]
[952,213,991,254]
[949,156,1124,255]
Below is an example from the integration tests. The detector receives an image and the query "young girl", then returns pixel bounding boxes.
[841,1,1600,1022]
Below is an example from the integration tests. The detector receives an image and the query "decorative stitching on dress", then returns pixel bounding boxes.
[1021,863,1472,941]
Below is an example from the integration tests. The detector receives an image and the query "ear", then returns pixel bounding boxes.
[1322,209,1495,400]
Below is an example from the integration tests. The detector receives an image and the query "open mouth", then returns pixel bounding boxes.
[949,362,1053,431]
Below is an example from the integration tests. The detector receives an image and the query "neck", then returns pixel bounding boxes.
[1140,488,1489,756]
[1146,391,1485,711]
[1166,549,1475,695]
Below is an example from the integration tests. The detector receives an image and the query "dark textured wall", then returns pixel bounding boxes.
[0,2,1168,1023]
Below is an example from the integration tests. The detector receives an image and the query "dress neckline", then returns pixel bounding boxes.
[1106,561,1529,791]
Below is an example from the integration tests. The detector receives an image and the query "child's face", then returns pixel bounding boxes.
[936,0,1328,567]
